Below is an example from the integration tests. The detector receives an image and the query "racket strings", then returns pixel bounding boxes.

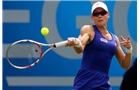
[7,42,41,67]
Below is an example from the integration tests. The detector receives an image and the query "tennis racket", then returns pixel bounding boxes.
[6,39,67,69]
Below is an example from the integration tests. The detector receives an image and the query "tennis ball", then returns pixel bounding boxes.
[41,27,49,36]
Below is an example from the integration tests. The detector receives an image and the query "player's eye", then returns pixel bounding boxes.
[92,10,108,17]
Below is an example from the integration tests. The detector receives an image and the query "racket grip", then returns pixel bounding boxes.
[54,40,67,48]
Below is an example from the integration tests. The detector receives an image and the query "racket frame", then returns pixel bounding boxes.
[6,39,67,69]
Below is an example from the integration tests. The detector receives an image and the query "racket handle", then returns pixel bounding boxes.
[54,40,67,48]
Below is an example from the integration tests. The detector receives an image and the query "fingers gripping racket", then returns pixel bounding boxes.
[6,39,67,69]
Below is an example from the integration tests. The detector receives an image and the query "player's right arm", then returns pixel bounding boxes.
[73,26,90,54]
[65,25,91,54]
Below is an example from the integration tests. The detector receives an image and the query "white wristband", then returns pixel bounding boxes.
[74,38,82,48]
[126,47,132,53]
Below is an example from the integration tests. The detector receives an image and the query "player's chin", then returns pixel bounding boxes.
[96,23,105,26]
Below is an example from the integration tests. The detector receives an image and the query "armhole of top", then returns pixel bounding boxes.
[87,25,96,44]
[113,34,118,46]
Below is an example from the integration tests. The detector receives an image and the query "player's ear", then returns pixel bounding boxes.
[108,13,110,18]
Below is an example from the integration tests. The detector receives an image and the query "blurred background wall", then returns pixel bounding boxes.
[3,0,137,90]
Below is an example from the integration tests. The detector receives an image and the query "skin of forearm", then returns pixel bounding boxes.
[73,46,83,54]
[122,53,132,70]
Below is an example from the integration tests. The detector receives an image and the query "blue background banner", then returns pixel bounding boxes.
[3,1,137,90]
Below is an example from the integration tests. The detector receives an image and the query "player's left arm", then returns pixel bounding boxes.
[115,35,132,70]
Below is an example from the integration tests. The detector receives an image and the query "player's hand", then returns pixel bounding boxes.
[120,36,132,49]
[65,37,78,47]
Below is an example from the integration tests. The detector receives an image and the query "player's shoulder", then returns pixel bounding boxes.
[81,25,93,29]
[113,34,119,40]
[80,25,94,32]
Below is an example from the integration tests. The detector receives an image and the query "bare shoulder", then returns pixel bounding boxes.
[114,35,120,47]
[80,25,94,35]
[114,35,119,42]
[80,25,95,43]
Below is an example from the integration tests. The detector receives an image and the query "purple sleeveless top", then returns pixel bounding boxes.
[73,25,117,90]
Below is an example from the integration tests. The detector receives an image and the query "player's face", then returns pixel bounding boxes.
[91,8,109,27]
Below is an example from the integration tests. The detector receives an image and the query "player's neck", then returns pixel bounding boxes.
[96,25,108,34]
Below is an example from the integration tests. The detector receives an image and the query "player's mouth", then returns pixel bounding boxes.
[98,20,103,22]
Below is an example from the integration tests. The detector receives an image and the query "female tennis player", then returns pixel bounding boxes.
[65,1,132,90]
